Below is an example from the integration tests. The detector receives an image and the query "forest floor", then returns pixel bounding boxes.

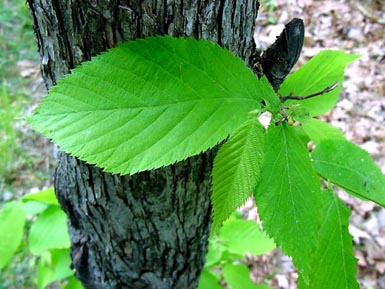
[1,0,384,288]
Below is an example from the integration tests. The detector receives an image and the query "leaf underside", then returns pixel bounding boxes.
[29,36,263,175]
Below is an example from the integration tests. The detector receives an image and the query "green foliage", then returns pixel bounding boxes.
[198,214,274,289]
[0,0,36,74]
[0,201,25,269]
[0,0,45,194]
[0,189,83,289]
[28,36,385,288]
[261,0,278,24]
[0,84,18,179]
[212,119,265,233]
[29,36,263,175]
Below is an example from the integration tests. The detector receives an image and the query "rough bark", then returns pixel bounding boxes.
[27,1,259,288]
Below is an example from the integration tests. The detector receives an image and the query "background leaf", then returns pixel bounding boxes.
[308,189,359,289]
[0,201,25,269]
[312,139,385,206]
[212,119,265,233]
[29,206,70,255]
[49,249,73,283]
[204,241,224,268]
[218,218,275,257]
[300,117,345,145]
[65,276,84,289]
[222,263,271,289]
[22,201,49,217]
[22,187,58,205]
[37,253,53,289]
[29,36,264,175]
[254,124,322,283]
[197,270,223,289]
[279,50,358,116]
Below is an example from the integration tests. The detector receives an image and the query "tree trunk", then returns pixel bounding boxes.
[27,1,259,288]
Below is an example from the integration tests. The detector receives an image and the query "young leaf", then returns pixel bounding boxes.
[0,201,25,269]
[37,253,53,289]
[29,36,264,175]
[259,76,280,114]
[308,189,359,289]
[300,117,345,145]
[254,124,322,280]
[279,50,358,116]
[312,139,385,206]
[22,187,59,206]
[212,119,265,233]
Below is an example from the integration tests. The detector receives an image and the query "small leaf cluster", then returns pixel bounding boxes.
[29,36,385,288]
[198,213,275,289]
[0,188,82,289]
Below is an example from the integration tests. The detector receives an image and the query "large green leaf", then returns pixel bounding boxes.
[279,51,358,116]
[312,139,385,206]
[0,201,25,269]
[212,119,265,233]
[254,124,322,282]
[308,189,359,289]
[29,206,70,254]
[29,36,264,175]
